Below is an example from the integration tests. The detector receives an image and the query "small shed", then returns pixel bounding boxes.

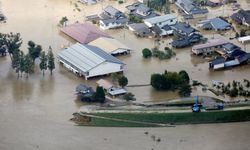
[238,35,250,43]
[96,79,127,96]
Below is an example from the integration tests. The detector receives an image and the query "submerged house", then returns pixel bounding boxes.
[144,14,177,36]
[171,22,202,48]
[175,0,208,18]
[206,0,223,7]
[89,37,132,55]
[197,17,231,31]
[99,6,128,30]
[231,9,250,27]
[127,23,153,37]
[126,2,158,19]
[209,43,250,70]
[57,43,125,80]
[192,38,229,55]
[96,79,127,96]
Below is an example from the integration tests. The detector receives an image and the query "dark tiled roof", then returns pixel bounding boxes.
[231,9,250,25]
[172,22,196,35]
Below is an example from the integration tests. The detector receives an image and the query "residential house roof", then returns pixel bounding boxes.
[231,9,250,25]
[209,57,226,65]
[137,3,151,13]
[96,79,113,90]
[128,23,153,36]
[60,23,111,44]
[100,17,129,26]
[222,43,241,53]
[198,17,231,30]
[175,0,208,15]
[172,22,196,35]
[144,14,176,26]
[57,43,124,73]
[89,37,131,54]
[103,6,123,18]
[192,38,229,50]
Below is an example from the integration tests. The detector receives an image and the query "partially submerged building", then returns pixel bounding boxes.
[89,37,132,55]
[99,6,128,30]
[127,23,153,37]
[231,9,250,27]
[144,14,177,36]
[175,0,208,18]
[208,43,250,70]
[60,23,111,44]
[96,79,127,96]
[197,17,231,31]
[171,22,202,48]
[192,38,229,55]
[57,43,125,80]
[206,0,223,7]
[126,2,158,19]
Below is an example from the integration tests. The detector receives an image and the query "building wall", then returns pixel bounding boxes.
[99,21,125,30]
[144,18,177,28]
[88,62,123,79]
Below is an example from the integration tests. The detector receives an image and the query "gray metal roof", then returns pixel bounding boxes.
[199,17,231,30]
[137,4,151,13]
[144,14,176,25]
[100,17,128,25]
[103,6,122,18]
[175,0,208,15]
[57,43,124,73]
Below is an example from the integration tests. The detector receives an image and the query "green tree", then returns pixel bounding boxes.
[240,29,246,37]
[151,73,165,90]
[39,51,48,76]
[2,33,22,60]
[24,54,34,78]
[178,83,192,97]
[11,49,20,69]
[142,48,152,58]
[47,47,55,75]
[28,41,42,62]
[118,75,128,88]
[19,51,25,77]
[59,16,68,27]
[93,86,105,103]
[179,70,190,84]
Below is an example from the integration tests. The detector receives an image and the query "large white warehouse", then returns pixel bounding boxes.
[57,43,125,80]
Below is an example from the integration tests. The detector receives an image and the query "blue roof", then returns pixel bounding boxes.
[209,57,226,65]
[85,44,125,65]
[210,18,231,30]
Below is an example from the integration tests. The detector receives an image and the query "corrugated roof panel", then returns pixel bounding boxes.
[57,43,124,73]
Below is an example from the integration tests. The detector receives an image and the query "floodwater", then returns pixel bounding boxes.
[0,0,250,149]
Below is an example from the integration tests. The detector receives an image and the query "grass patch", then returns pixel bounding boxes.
[84,109,250,127]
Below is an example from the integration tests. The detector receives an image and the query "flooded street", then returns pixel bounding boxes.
[0,0,250,149]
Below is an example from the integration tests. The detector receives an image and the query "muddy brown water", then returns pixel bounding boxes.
[0,0,250,149]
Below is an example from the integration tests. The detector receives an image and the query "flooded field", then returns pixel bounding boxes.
[0,0,250,149]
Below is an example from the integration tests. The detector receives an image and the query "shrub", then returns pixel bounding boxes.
[142,48,152,58]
